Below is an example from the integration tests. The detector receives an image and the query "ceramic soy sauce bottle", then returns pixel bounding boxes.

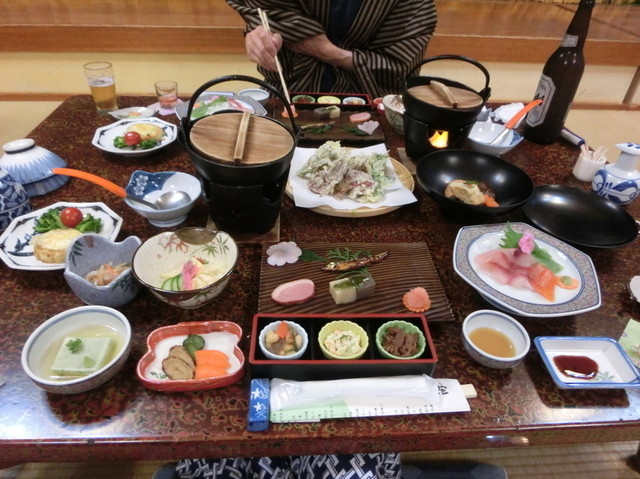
[592,142,640,205]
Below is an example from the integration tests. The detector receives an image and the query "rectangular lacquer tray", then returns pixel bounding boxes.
[258,242,454,321]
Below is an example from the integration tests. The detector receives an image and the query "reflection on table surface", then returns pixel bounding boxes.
[0,96,638,464]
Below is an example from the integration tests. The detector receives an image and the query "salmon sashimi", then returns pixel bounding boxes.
[528,263,557,302]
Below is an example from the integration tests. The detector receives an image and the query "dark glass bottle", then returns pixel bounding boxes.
[524,0,594,144]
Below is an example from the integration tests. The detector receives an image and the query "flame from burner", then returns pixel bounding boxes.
[429,130,449,148]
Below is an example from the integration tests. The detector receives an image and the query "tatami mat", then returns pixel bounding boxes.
[1,441,638,478]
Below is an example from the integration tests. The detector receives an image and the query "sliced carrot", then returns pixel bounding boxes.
[194,349,231,370]
[194,365,229,379]
[484,195,499,207]
[529,264,557,302]
[402,287,432,313]
[557,275,579,290]
[275,320,290,339]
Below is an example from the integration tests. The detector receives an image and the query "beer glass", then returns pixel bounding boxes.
[84,61,118,114]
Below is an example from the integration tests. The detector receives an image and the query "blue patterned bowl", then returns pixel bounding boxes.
[64,234,142,308]
[124,170,202,227]
[461,309,530,369]
[0,168,31,230]
[0,139,69,196]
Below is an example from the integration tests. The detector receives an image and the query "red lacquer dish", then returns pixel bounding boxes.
[137,320,245,392]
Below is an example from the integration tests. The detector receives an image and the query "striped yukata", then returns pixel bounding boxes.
[224,0,438,98]
[175,453,401,478]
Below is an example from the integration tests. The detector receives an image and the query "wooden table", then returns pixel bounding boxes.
[0,95,638,465]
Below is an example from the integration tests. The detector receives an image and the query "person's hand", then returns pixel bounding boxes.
[289,34,354,71]
[245,25,283,72]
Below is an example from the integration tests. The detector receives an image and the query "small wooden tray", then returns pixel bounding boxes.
[258,242,454,321]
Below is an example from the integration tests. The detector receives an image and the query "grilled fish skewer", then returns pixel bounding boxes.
[322,251,388,272]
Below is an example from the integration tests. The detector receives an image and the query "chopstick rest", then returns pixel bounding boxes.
[247,378,270,431]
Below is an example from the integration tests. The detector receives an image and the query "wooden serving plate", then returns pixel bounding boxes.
[258,242,454,321]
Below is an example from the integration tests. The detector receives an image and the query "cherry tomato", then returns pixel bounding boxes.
[60,207,84,228]
[123,131,142,146]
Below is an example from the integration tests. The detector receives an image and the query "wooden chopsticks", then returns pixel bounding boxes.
[257,8,293,108]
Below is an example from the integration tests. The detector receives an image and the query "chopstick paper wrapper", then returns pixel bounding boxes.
[269,375,470,423]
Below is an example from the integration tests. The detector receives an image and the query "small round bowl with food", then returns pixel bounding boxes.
[416,149,534,217]
[318,320,369,360]
[64,234,142,308]
[382,94,405,135]
[91,117,177,157]
[467,120,524,156]
[132,227,238,309]
[258,320,309,360]
[21,305,132,394]
[462,309,530,369]
[124,170,202,228]
[375,320,426,360]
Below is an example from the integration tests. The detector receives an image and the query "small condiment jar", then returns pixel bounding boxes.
[592,142,640,205]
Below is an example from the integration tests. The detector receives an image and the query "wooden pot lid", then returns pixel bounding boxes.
[407,81,483,110]
[190,112,295,166]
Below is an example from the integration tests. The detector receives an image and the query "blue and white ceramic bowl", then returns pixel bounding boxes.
[0,139,69,196]
[461,309,530,369]
[124,170,202,227]
[64,234,142,308]
[0,169,31,230]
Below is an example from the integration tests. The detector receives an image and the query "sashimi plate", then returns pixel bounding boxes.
[534,336,640,389]
[453,223,601,317]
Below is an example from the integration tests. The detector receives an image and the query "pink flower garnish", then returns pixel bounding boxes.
[266,241,302,266]
[518,233,535,254]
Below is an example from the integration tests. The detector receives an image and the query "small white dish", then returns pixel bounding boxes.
[92,118,177,157]
[239,88,270,106]
[453,222,601,318]
[467,121,523,156]
[108,106,156,120]
[0,201,123,271]
[534,336,640,389]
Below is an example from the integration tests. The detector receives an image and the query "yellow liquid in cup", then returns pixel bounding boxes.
[89,78,117,113]
[469,327,516,358]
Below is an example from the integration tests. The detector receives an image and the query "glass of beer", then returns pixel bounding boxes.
[83,61,118,114]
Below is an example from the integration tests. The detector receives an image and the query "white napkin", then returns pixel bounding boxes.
[492,102,525,126]
[288,143,417,210]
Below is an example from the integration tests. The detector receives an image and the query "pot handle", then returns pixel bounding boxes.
[180,74,297,138]
[406,54,491,100]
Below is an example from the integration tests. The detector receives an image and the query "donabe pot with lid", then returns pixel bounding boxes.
[179,75,298,187]
[403,55,491,127]
[402,55,491,158]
